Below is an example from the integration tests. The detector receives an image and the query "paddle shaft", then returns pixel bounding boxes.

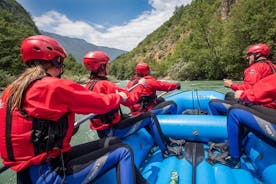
[157,88,180,98]
[158,91,168,97]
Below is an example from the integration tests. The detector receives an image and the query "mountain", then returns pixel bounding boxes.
[110,0,275,80]
[41,31,127,64]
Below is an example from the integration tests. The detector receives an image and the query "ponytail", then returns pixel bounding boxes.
[8,66,47,110]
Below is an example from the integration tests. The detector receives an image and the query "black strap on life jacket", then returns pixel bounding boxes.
[6,76,68,158]
[6,96,15,161]
[31,114,68,155]
[87,76,108,91]
[88,77,123,124]
[137,93,156,111]
[5,77,45,160]
[18,77,44,118]
[93,109,118,124]
[259,60,276,74]
[88,79,100,91]
[264,60,276,74]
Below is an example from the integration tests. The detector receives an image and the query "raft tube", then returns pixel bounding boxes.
[158,114,227,142]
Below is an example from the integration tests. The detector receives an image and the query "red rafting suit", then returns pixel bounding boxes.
[0,77,123,172]
[86,77,144,130]
[240,73,276,109]
[231,60,275,91]
[126,75,179,114]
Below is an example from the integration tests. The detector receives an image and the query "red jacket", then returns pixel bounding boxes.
[241,73,276,109]
[0,77,122,171]
[126,75,179,114]
[86,78,144,130]
[231,60,275,91]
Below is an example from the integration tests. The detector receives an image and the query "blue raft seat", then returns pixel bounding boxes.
[140,145,257,184]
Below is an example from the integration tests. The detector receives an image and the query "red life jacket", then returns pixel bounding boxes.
[127,75,178,114]
[86,77,121,130]
[0,78,70,171]
[127,76,157,114]
[241,73,276,109]
[231,60,275,91]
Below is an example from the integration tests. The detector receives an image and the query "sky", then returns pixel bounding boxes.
[17,0,191,51]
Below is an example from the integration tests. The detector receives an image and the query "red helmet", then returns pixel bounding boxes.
[83,51,110,71]
[135,62,150,76]
[246,43,270,56]
[20,35,67,64]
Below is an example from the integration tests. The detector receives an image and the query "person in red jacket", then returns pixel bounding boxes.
[208,74,276,168]
[0,35,147,184]
[83,51,185,158]
[224,43,275,91]
[234,74,276,109]
[209,43,275,115]
[127,62,181,115]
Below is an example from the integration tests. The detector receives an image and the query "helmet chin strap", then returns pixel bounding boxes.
[58,70,63,78]
[253,53,265,62]
[255,56,266,62]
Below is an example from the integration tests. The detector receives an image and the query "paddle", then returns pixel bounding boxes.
[184,142,204,184]
[156,88,183,101]
[74,113,96,128]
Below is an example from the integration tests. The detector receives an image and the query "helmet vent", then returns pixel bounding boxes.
[33,46,40,51]
[47,46,53,51]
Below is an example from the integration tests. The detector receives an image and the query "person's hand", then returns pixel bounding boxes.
[234,90,243,99]
[117,91,128,102]
[176,83,181,90]
[138,78,146,86]
[224,79,233,88]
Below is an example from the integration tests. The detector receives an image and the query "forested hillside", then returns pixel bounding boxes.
[0,0,86,88]
[110,0,276,80]
[0,0,39,87]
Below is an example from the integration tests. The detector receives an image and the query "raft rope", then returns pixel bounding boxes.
[195,90,203,114]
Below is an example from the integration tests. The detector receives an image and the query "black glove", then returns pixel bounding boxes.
[176,83,181,90]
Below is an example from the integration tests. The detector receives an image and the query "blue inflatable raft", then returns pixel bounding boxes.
[94,90,276,184]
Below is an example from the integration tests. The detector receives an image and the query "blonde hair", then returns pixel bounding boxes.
[8,65,47,110]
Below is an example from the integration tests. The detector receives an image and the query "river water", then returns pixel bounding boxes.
[0,80,232,183]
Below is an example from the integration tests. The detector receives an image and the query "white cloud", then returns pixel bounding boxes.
[33,0,191,51]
